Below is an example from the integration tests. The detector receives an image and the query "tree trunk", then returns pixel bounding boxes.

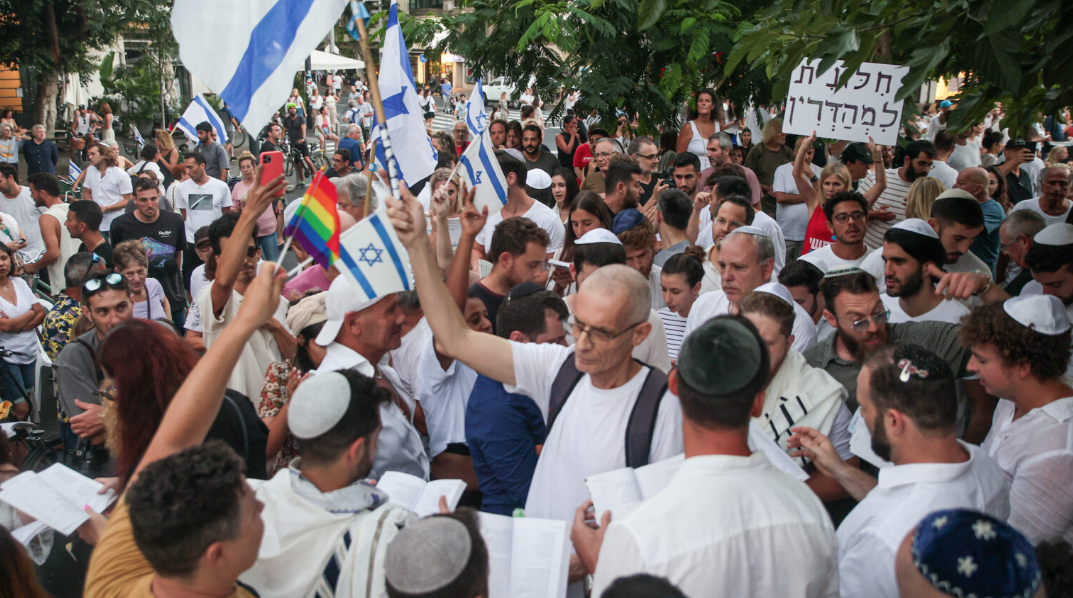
[875,30,892,62]
[33,74,60,138]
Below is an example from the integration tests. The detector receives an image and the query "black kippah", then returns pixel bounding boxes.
[678,317,763,395]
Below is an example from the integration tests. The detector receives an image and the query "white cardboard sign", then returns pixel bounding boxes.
[784,59,910,146]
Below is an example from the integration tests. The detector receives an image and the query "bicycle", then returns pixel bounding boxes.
[5,420,59,473]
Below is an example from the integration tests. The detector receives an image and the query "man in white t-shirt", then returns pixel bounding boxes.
[860,139,936,249]
[799,192,873,273]
[791,343,1009,598]
[1010,164,1072,226]
[688,228,816,352]
[927,100,954,141]
[200,178,294,403]
[695,176,786,275]
[773,136,822,261]
[472,150,564,263]
[176,152,233,244]
[876,219,970,325]
[928,130,959,188]
[946,128,982,172]
[80,143,132,237]
[0,163,44,261]
[386,191,683,595]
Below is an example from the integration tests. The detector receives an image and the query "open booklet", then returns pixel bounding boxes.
[585,422,810,522]
[0,464,117,536]
[478,513,570,598]
[376,472,466,517]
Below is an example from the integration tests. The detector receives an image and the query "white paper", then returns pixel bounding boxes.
[633,453,685,499]
[585,468,642,523]
[378,471,427,511]
[0,465,116,536]
[377,472,466,517]
[783,59,910,146]
[479,512,516,598]
[849,408,893,469]
[447,218,463,248]
[411,479,466,517]
[11,520,49,547]
[748,422,810,481]
[510,517,569,598]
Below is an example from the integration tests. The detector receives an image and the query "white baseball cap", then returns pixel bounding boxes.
[314,276,389,346]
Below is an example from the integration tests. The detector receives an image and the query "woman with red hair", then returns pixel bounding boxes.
[98,319,268,487]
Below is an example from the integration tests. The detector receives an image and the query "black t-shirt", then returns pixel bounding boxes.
[259,140,279,157]
[282,116,306,144]
[206,389,269,480]
[557,132,578,168]
[638,172,667,206]
[469,281,505,335]
[1006,169,1034,204]
[78,240,114,270]
[108,212,188,309]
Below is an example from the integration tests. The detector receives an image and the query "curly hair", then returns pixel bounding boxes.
[960,302,1073,381]
[616,217,656,253]
[126,441,246,578]
[112,239,149,271]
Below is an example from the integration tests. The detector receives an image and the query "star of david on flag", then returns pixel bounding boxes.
[333,210,412,302]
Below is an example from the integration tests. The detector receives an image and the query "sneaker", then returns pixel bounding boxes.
[295,181,307,188]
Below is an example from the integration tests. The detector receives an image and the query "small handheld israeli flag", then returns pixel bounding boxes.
[334,209,412,301]
[458,126,507,217]
[133,126,145,149]
[68,161,81,181]
[175,95,229,144]
[465,78,490,137]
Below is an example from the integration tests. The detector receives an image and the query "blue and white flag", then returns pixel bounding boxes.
[370,0,437,185]
[133,127,145,148]
[68,161,81,181]
[175,95,230,145]
[465,78,489,137]
[171,0,348,138]
[458,126,508,217]
[334,209,412,301]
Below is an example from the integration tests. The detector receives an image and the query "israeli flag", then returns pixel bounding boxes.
[465,78,489,137]
[334,210,413,301]
[68,161,81,181]
[133,127,145,148]
[175,95,230,145]
[171,0,348,139]
[458,126,508,217]
[370,0,437,185]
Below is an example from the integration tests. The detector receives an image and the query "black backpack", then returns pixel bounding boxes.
[546,355,668,469]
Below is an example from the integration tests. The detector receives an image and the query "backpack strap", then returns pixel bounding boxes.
[624,363,669,469]
[545,352,583,434]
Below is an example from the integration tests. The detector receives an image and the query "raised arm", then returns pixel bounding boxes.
[792,131,819,202]
[387,184,517,386]
[132,263,287,483]
[860,138,887,207]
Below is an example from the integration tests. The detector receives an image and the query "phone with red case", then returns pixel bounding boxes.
[259,151,285,197]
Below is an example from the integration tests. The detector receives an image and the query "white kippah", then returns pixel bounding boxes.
[575,228,622,245]
[754,282,795,307]
[502,148,525,163]
[287,372,351,439]
[526,169,552,190]
[823,265,866,279]
[935,189,976,202]
[1033,223,1073,246]
[730,225,770,238]
[890,218,940,239]
[384,517,472,594]
[1003,295,1071,335]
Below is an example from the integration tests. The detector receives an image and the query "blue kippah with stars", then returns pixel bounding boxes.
[912,509,1041,598]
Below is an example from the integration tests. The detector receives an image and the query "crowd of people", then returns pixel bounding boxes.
[0,77,1071,598]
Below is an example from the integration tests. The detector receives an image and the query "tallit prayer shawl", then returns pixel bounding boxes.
[756,350,846,464]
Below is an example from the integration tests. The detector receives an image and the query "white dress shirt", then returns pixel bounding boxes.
[836,442,1011,598]
[982,397,1073,544]
[685,290,817,353]
[416,334,476,457]
[317,343,430,481]
[592,452,839,598]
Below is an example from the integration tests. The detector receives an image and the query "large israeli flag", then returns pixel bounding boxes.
[370,0,437,185]
[465,78,489,137]
[458,127,508,216]
[334,209,413,301]
[171,0,348,138]
[175,95,230,145]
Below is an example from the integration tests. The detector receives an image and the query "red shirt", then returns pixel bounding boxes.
[573,143,593,169]
[802,208,833,255]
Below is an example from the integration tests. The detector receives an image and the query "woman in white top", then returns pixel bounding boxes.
[308,87,323,116]
[98,102,116,144]
[0,212,25,254]
[0,244,45,420]
[658,249,704,362]
[324,91,338,130]
[286,88,305,118]
[114,240,170,322]
[676,88,724,171]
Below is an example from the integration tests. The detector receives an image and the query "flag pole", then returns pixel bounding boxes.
[364,135,377,219]
[352,9,403,203]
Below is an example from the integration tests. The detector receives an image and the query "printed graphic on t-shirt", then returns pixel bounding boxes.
[187,193,216,211]
[140,237,176,269]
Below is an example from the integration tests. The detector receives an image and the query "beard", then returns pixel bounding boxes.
[870,414,892,462]
[905,165,926,183]
[837,324,889,363]
[887,267,925,298]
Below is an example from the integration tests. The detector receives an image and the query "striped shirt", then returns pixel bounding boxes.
[860,168,912,250]
[658,308,689,361]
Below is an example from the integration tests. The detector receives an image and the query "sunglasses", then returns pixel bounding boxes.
[246,245,261,258]
[83,272,125,293]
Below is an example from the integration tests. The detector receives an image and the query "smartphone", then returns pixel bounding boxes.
[259,151,285,197]
[548,259,571,270]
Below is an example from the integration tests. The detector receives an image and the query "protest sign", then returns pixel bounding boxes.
[783,59,910,146]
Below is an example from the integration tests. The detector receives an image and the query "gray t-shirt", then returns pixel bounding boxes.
[199,141,230,179]
[55,329,102,418]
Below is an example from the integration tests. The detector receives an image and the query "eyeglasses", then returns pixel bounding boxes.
[83,272,124,293]
[246,245,261,258]
[568,315,644,343]
[1000,236,1024,251]
[634,153,658,161]
[837,309,891,333]
[833,211,867,224]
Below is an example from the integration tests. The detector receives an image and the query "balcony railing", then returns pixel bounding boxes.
[409,0,444,9]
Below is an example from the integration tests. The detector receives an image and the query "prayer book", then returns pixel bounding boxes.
[0,464,117,536]
[377,472,466,517]
[478,512,570,598]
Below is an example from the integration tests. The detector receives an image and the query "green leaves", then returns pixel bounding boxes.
[638,0,668,30]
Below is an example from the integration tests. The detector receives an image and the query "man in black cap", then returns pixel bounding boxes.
[839,142,875,191]
[998,137,1037,203]
[574,315,838,597]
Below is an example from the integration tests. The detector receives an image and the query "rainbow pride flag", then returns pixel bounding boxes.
[283,171,341,268]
